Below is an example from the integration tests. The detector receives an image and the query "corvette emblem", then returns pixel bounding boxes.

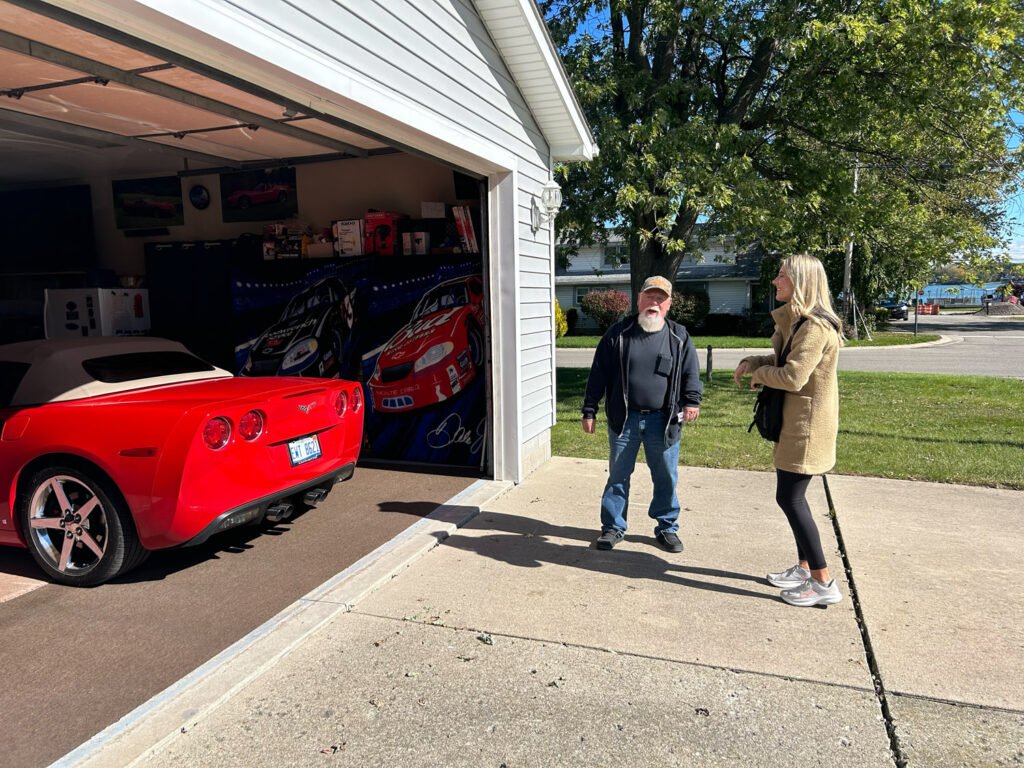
[298,402,316,414]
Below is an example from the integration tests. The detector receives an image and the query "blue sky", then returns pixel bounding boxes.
[1002,110,1024,263]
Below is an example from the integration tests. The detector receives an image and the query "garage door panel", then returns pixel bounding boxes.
[143,124,335,161]
[142,68,386,151]
[0,47,90,88]
[0,4,162,70]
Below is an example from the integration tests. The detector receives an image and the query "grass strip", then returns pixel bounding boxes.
[557,332,939,348]
[554,368,1024,489]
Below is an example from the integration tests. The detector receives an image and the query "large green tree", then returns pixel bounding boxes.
[545,0,1024,313]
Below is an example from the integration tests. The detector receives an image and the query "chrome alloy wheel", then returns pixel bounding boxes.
[27,474,109,576]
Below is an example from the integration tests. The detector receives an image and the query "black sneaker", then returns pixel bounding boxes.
[655,530,683,553]
[595,529,625,550]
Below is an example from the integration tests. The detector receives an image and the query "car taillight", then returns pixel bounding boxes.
[351,386,363,413]
[239,410,265,441]
[203,417,231,450]
[334,390,348,417]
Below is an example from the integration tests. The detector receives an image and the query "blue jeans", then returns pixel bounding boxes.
[600,410,681,535]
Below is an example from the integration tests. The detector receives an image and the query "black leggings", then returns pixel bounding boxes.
[775,469,827,571]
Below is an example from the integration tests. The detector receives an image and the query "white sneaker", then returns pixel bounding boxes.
[766,564,810,589]
[780,578,843,607]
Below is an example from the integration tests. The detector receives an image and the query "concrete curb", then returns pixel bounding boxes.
[53,478,514,768]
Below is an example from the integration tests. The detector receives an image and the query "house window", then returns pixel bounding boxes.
[602,242,629,268]
[574,286,609,307]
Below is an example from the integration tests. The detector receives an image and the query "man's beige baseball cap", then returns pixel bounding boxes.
[640,276,672,295]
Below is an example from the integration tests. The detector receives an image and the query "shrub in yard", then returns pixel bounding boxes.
[566,307,578,335]
[554,299,568,338]
[667,289,710,330]
[580,289,630,332]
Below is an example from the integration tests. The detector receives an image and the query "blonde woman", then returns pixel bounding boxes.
[733,254,844,607]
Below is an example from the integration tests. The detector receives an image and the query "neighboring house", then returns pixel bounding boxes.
[556,235,766,330]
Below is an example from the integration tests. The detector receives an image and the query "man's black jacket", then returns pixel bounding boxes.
[581,315,703,446]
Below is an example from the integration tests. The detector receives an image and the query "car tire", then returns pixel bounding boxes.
[238,196,251,209]
[19,465,148,587]
[277,191,288,203]
[467,323,484,373]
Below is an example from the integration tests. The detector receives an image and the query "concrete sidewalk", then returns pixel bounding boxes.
[61,459,1023,767]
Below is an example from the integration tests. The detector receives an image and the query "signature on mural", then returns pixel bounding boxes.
[427,413,485,455]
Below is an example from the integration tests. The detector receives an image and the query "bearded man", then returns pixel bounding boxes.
[581,276,703,552]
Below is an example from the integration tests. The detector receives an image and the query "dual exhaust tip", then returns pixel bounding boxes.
[264,487,330,523]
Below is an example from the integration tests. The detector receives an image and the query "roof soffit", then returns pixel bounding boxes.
[473,0,596,163]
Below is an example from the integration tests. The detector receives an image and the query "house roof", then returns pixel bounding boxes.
[557,243,765,283]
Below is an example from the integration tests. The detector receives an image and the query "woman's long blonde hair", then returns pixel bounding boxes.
[781,253,844,343]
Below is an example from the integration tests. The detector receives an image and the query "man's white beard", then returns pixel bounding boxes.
[637,311,665,332]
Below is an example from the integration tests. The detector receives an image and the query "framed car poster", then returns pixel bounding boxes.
[112,176,184,229]
[220,167,298,223]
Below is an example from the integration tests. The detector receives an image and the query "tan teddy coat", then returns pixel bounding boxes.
[740,306,840,475]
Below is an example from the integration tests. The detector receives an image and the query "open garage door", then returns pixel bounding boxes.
[0,0,492,476]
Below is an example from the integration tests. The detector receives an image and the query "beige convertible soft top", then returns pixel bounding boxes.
[2,336,232,406]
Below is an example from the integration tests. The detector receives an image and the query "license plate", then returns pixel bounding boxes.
[288,434,321,466]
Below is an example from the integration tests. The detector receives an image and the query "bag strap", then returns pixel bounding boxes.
[778,316,809,366]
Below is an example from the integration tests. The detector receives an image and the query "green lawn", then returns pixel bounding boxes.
[553,368,1024,489]
[558,332,940,348]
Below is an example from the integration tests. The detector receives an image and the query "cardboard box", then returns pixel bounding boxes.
[364,211,406,256]
[332,219,363,256]
[306,242,334,259]
[421,201,446,218]
[44,288,150,338]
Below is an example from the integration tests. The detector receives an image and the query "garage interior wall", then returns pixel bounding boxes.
[85,153,460,276]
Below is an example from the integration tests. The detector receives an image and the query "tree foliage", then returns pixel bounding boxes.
[554,298,569,337]
[580,288,631,330]
[545,0,1024,309]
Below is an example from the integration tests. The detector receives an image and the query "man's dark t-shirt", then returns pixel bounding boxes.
[627,323,671,411]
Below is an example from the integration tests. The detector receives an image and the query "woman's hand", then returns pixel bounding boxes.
[733,360,753,386]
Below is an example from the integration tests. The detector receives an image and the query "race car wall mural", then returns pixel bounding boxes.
[231,255,486,469]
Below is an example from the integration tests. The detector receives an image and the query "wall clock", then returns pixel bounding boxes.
[189,184,211,210]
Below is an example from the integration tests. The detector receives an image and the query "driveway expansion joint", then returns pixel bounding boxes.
[824,475,908,768]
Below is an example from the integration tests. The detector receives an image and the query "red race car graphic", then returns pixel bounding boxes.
[0,336,363,586]
[368,276,485,413]
[225,182,291,209]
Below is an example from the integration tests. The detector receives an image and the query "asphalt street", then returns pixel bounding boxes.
[556,312,1024,379]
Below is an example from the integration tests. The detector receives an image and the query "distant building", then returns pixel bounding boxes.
[556,235,767,330]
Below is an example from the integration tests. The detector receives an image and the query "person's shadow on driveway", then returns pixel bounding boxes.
[421,509,777,603]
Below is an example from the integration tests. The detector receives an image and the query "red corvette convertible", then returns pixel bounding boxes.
[0,337,363,586]
[368,275,485,413]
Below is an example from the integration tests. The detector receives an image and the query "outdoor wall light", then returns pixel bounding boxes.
[531,179,563,231]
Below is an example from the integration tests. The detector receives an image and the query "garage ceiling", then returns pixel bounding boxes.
[0,0,393,188]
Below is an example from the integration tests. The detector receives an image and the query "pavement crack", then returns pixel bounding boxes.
[824,475,907,768]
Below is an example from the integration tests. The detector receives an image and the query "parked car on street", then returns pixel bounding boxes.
[0,336,363,586]
[877,298,909,320]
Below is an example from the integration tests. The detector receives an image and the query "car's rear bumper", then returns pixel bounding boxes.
[179,462,355,547]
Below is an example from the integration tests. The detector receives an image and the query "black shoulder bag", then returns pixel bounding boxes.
[747,317,808,442]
